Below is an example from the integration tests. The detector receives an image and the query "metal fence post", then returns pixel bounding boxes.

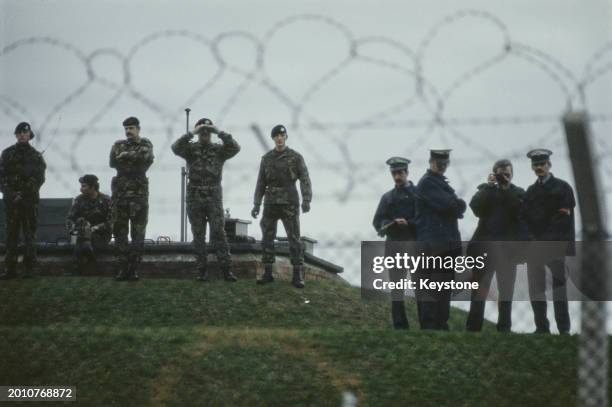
[563,111,609,407]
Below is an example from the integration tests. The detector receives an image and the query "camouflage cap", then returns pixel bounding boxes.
[271,124,287,139]
[14,122,35,139]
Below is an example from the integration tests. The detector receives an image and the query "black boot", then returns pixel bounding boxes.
[256,264,274,285]
[0,268,17,280]
[222,267,238,282]
[115,263,129,281]
[292,265,305,289]
[22,264,35,279]
[64,263,81,276]
[127,260,139,281]
[196,266,209,282]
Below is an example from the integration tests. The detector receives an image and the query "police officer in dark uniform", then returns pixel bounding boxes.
[522,149,575,334]
[0,122,46,279]
[465,159,526,332]
[372,157,417,329]
[415,149,466,330]
[65,175,112,275]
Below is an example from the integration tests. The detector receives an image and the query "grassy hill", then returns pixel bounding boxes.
[0,277,608,406]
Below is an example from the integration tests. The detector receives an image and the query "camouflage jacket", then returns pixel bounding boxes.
[109,137,154,200]
[171,132,240,196]
[254,147,312,206]
[0,143,46,203]
[66,192,112,235]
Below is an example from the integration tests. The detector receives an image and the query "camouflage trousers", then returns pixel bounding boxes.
[187,197,231,270]
[112,199,148,267]
[72,221,111,267]
[3,199,38,272]
[260,204,303,265]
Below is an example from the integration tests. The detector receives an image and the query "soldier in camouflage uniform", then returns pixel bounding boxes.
[172,118,240,282]
[65,174,112,275]
[251,124,312,288]
[0,122,46,279]
[109,117,154,281]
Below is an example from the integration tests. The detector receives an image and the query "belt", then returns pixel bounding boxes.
[116,172,146,178]
[266,185,295,191]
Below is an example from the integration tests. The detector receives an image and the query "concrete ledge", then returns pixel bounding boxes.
[0,241,345,283]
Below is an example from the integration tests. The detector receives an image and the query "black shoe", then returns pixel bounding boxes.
[292,266,305,289]
[257,265,274,285]
[196,267,209,282]
[391,302,409,330]
[533,328,551,334]
[223,269,238,282]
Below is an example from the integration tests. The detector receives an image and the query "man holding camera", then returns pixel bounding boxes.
[465,159,526,332]
[65,174,112,275]
[172,118,240,282]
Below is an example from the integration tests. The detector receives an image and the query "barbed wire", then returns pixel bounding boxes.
[1,10,611,205]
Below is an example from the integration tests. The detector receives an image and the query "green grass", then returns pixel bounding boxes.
[0,277,608,406]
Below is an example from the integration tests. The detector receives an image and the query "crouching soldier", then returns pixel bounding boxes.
[65,175,112,275]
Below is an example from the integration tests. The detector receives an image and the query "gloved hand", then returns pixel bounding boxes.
[251,204,260,219]
[301,201,311,213]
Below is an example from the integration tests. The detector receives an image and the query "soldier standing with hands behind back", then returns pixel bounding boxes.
[0,122,46,279]
[252,125,312,288]
[109,117,154,281]
[172,117,240,282]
